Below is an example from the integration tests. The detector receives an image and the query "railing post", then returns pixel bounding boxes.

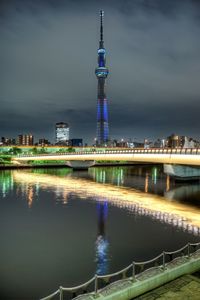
[187,243,190,258]
[162,251,166,270]
[132,262,136,282]
[94,274,98,297]
[59,286,63,300]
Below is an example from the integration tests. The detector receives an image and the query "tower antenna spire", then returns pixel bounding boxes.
[100,10,104,48]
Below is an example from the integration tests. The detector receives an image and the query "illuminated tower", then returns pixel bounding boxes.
[95,10,109,146]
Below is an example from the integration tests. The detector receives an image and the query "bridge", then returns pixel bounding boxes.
[12,148,200,166]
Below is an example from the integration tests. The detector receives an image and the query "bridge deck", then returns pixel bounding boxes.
[12,148,200,166]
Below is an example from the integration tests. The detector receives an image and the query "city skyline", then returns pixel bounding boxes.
[1,0,200,143]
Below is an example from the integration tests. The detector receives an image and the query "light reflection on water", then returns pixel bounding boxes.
[0,170,14,197]
[95,202,109,275]
[0,166,200,299]
[11,170,200,233]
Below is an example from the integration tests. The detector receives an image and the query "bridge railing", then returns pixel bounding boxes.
[15,148,200,158]
[40,241,200,300]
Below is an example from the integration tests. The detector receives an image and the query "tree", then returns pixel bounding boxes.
[8,147,22,155]
[32,147,38,155]
[38,147,48,154]
[68,147,75,153]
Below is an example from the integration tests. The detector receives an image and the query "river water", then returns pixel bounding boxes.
[0,165,200,299]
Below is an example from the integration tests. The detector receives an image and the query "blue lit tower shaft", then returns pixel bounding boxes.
[95,10,109,146]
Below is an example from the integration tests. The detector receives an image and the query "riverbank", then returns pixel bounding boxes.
[0,164,68,169]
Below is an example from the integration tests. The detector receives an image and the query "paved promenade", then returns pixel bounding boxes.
[134,273,200,300]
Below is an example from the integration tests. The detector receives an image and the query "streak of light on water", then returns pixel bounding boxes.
[13,171,200,236]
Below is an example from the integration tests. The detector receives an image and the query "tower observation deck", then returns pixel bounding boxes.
[95,10,109,146]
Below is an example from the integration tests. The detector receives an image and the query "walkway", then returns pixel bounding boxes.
[70,249,200,300]
[134,273,200,300]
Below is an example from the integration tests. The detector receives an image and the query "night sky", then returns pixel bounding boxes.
[1,0,200,143]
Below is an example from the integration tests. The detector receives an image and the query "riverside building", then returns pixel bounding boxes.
[17,134,34,146]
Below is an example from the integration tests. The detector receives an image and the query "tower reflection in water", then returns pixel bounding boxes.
[95,202,109,275]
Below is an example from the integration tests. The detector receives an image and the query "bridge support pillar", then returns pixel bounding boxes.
[66,160,95,170]
[164,164,200,180]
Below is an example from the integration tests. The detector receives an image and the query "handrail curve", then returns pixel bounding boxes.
[40,289,59,300]
[165,244,188,255]
[39,242,200,300]
[61,276,95,292]
[97,263,132,279]
[134,253,163,266]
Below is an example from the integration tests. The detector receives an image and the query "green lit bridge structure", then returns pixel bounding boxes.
[12,148,200,166]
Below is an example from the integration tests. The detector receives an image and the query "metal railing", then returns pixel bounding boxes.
[15,148,200,158]
[40,241,200,300]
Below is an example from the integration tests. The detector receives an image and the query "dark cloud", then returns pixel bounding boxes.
[0,0,200,143]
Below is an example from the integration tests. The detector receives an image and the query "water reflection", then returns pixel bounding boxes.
[165,184,200,206]
[10,170,200,235]
[91,167,124,186]
[152,167,158,185]
[166,175,170,192]
[145,172,149,193]
[89,166,168,196]
[1,167,199,300]
[27,185,34,208]
[95,202,109,275]
[0,170,14,197]
[55,184,70,204]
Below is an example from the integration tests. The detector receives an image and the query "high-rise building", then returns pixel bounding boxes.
[55,122,69,145]
[70,138,83,147]
[38,139,51,147]
[95,10,109,146]
[167,134,184,148]
[1,137,16,145]
[18,134,34,146]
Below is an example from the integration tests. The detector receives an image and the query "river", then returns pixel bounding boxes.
[0,165,199,299]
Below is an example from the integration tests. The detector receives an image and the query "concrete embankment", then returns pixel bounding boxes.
[75,251,200,300]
